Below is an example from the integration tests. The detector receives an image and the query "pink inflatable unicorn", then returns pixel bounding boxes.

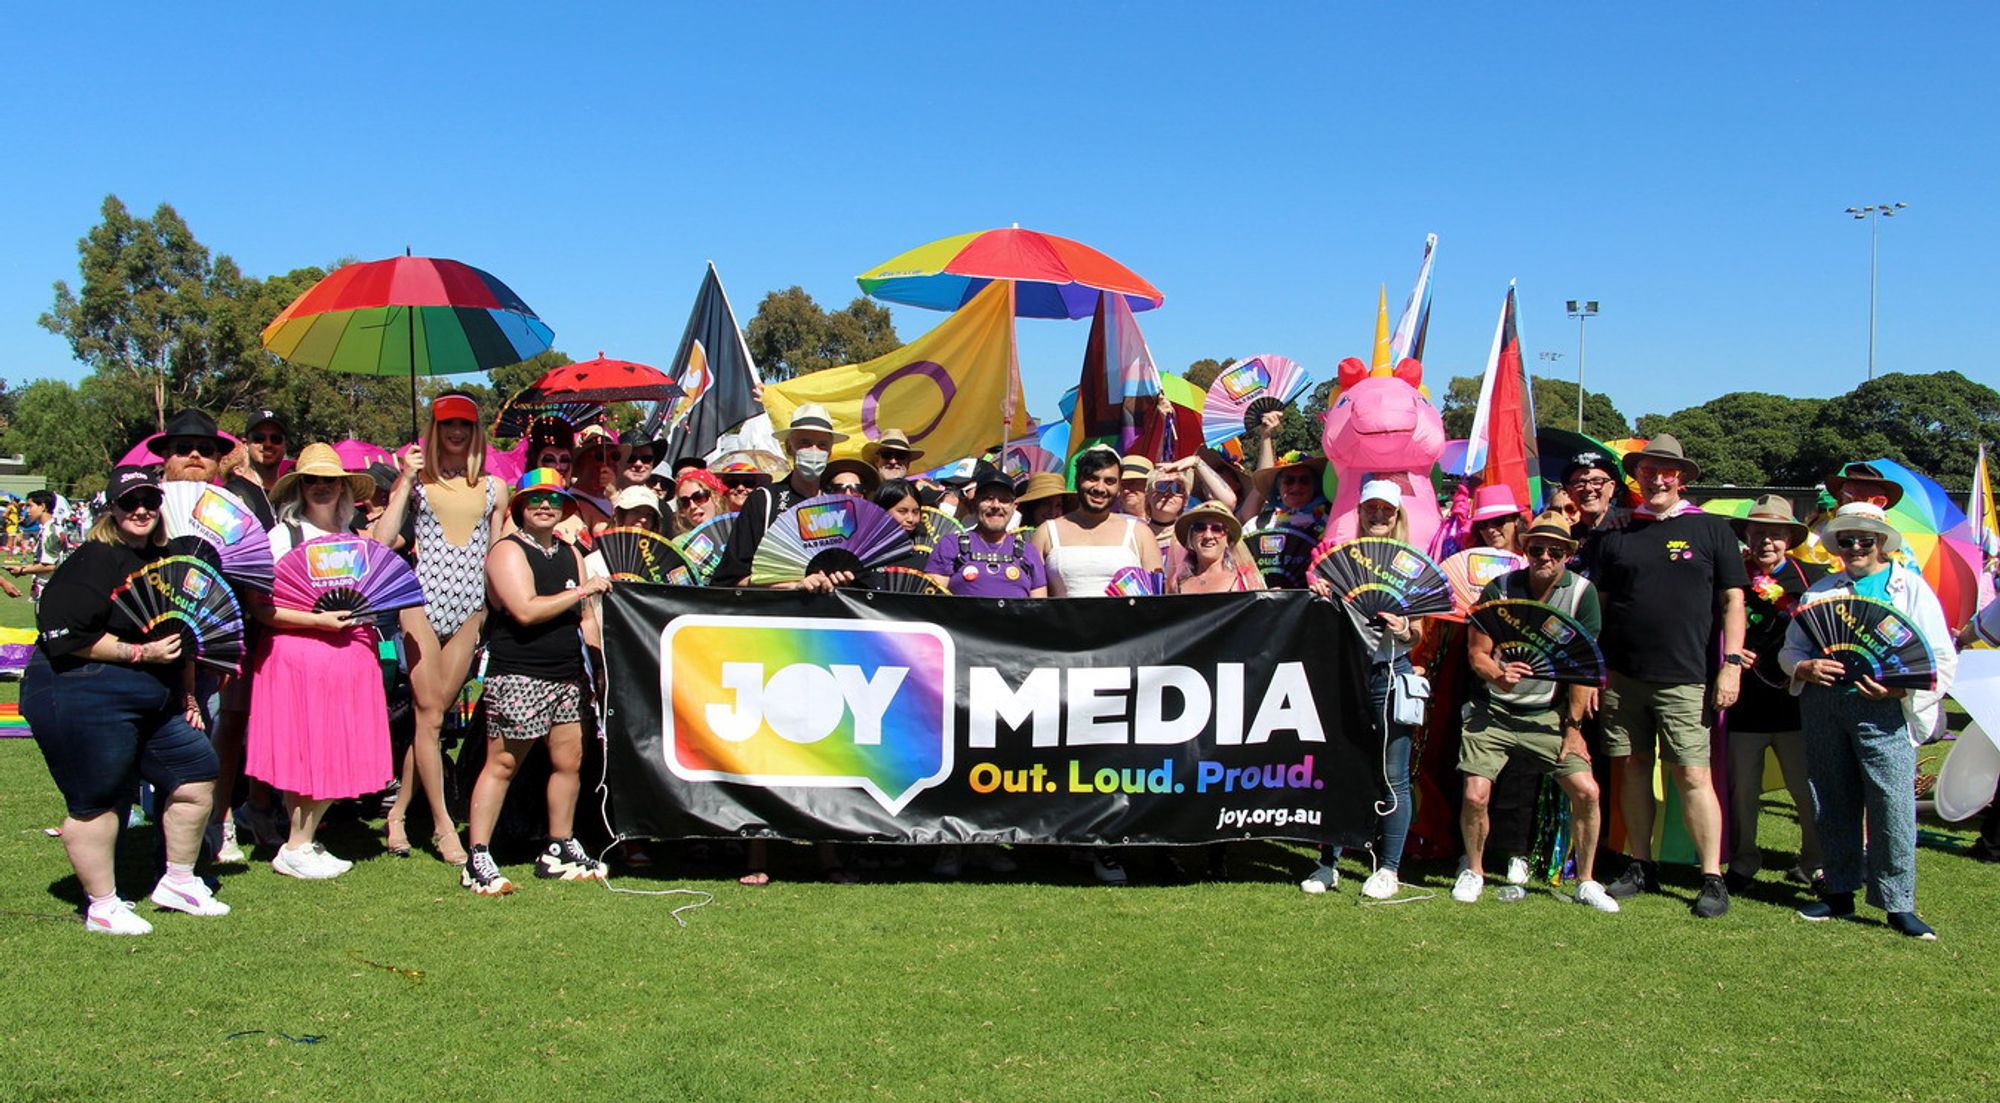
[1320,356,1447,552]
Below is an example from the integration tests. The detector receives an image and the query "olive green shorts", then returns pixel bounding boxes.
[1600,671,1711,767]
[1458,700,1591,781]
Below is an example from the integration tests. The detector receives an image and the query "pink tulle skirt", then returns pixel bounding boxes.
[245,626,392,801]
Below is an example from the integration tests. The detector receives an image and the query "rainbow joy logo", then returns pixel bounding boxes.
[662,615,955,813]
[306,539,370,584]
[192,488,253,546]
[1217,361,1272,401]
[796,501,857,543]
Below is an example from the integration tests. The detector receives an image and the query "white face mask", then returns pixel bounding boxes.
[793,447,829,479]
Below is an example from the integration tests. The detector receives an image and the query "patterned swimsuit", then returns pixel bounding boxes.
[414,477,499,639]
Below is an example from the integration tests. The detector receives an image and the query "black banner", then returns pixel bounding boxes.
[602,587,1379,846]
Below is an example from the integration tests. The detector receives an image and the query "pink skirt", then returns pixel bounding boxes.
[245,626,392,801]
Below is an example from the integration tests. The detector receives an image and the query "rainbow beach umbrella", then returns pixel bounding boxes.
[857,226,1163,320]
[261,255,554,440]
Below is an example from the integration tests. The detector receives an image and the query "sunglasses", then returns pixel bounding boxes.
[1834,534,1878,550]
[721,477,759,490]
[246,432,285,445]
[1634,464,1684,482]
[1188,521,1229,536]
[300,474,342,487]
[829,481,865,495]
[1151,480,1185,497]
[1524,543,1568,560]
[877,451,912,465]
[116,490,164,512]
[521,492,567,509]
[164,438,219,458]
[677,489,712,507]
[1279,472,1315,484]
[624,454,655,468]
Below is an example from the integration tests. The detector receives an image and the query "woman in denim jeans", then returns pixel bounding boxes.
[1780,503,1956,940]
[1304,478,1426,899]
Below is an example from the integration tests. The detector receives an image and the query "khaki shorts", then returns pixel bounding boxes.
[1600,671,1711,767]
[1458,700,1590,781]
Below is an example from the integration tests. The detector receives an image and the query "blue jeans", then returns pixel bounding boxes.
[1800,689,1917,912]
[1327,655,1415,872]
[20,652,217,819]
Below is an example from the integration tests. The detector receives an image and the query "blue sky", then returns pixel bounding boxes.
[4,4,1994,429]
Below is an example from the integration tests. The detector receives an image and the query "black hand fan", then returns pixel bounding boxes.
[595,527,698,585]
[749,495,914,585]
[915,507,965,555]
[1467,599,1607,686]
[108,555,247,673]
[1793,594,1937,690]
[1246,525,1315,589]
[870,566,946,595]
[1310,537,1454,619]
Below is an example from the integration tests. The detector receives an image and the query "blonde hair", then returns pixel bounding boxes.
[87,508,168,547]
[274,484,357,536]
[421,391,487,488]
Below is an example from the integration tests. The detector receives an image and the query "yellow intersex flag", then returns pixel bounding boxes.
[764,280,1024,463]
[1370,284,1393,370]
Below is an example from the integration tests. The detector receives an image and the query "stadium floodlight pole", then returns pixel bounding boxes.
[1565,300,1599,432]
[1845,202,1908,381]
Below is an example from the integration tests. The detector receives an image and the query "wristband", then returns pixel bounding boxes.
[128,641,144,664]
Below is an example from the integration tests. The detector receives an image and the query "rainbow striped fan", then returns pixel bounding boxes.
[1310,537,1454,620]
[749,495,913,585]
[871,566,946,595]
[999,441,1062,479]
[595,527,697,585]
[1792,594,1937,690]
[1467,599,1607,686]
[915,507,964,555]
[1201,354,1312,448]
[673,512,738,583]
[162,482,274,592]
[1105,566,1160,597]
[109,555,246,673]
[1246,526,1316,589]
[271,535,426,618]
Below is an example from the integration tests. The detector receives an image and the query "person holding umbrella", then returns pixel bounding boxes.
[372,390,509,865]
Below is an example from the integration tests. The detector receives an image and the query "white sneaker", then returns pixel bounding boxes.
[1299,864,1339,894]
[272,845,339,880]
[1506,856,1532,886]
[150,876,231,916]
[1575,879,1622,913]
[214,820,246,864]
[1092,853,1129,885]
[312,844,353,875]
[1452,868,1485,903]
[85,897,152,936]
[1360,867,1400,900]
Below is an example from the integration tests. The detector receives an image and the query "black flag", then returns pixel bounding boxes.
[642,263,761,460]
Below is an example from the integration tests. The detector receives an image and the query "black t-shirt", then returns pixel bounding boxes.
[486,534,585,680]
[711,479,806,587]
[1583,510,1749,684]
[36,541,171,675]
[1730,557,1827,732]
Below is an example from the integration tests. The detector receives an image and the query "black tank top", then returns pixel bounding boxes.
[486,533,583,680]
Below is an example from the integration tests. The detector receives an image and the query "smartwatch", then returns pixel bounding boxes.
[1723,653,1747,667]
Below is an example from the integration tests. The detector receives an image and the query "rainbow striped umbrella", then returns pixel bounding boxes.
[857,227,1163,320]
[261,255,553,438]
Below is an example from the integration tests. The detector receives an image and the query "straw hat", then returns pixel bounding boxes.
[1015,472,1069,507]
[772,403,850,445]
[1520,510,1579,551]
[710,449,786,485]
[1619,434,1701,481]
[861,428,925,464]
[1174,500,1244,548]
[1819,501,1902,555]
[1251,452,1327,495]
[1728,494,1809,544]
[270,442,377,503]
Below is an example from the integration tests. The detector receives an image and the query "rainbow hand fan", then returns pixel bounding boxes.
[271,535,425,618]
[999,441,1063,479]
[595,527,698,585]
[915,507,965,555]
[162,482,274,592]
[1105,566,1160,597]
[749,495,913,585]
[871,566,946,595]
[1311,537,1454,620]
[1201,355,1312,448]
[674,512,738,584]
[109,555,246,673]
[1467,599,1607,686]
[1792,594,1938,690]
[1246,526,1316,589]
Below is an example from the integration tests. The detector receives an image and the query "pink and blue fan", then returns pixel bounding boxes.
[749,495,913,585]
[271,535,426,619]
[1201,354,1312,448]
[1467,599,1607,686]
[109,555,246,673]
[674,511,738,584]
[161,482,275,592]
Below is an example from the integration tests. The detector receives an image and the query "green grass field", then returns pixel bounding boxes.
[1,589,1996,1103]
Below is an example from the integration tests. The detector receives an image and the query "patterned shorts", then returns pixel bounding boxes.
[483,674,583,741]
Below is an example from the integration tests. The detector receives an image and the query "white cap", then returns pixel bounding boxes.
[612,486,662,514]
[1360,478,1402,507]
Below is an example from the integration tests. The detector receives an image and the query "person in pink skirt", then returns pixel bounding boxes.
[246,444,394,880]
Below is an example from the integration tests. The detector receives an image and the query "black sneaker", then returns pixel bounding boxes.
[1692,875,1731,918]
[1797,891,1856,921]
[535,837,607,882]
[1886,911,1937,941]
[1604,860,1657,900]
[461,846,515,896]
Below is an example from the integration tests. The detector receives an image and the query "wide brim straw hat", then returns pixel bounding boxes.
[269,442,377,503]
[1174,500,1245,548]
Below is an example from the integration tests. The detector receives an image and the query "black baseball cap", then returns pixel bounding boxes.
[107,465,162,502]
[247,408,289,437]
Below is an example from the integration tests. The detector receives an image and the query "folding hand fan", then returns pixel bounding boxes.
[271,535,426,618]
[1246,525,1316,589]
[673,512,738,584]
[1310,537,1454,619]
[1105,566,1160,597]
[161,482,275,592]
[999,441,1063,479]
[1201,354,1312,448]
[1467,599,1607,686]
[749,496,914,585]
[1792,594,1937,690]
[915,507,965,554]
[1443,548,1527,606]
[108,555,246,673]
[594,527,698,585]
[871,566,947,595]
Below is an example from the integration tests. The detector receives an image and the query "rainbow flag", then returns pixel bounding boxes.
[1972,443,1998,611]
[1389,233,1437,366]
[1065,289,1162,459]
[1460,282,1541,511]
[0,702,29,737]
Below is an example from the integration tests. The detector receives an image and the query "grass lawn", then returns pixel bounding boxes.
[1,588,1997,1102]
